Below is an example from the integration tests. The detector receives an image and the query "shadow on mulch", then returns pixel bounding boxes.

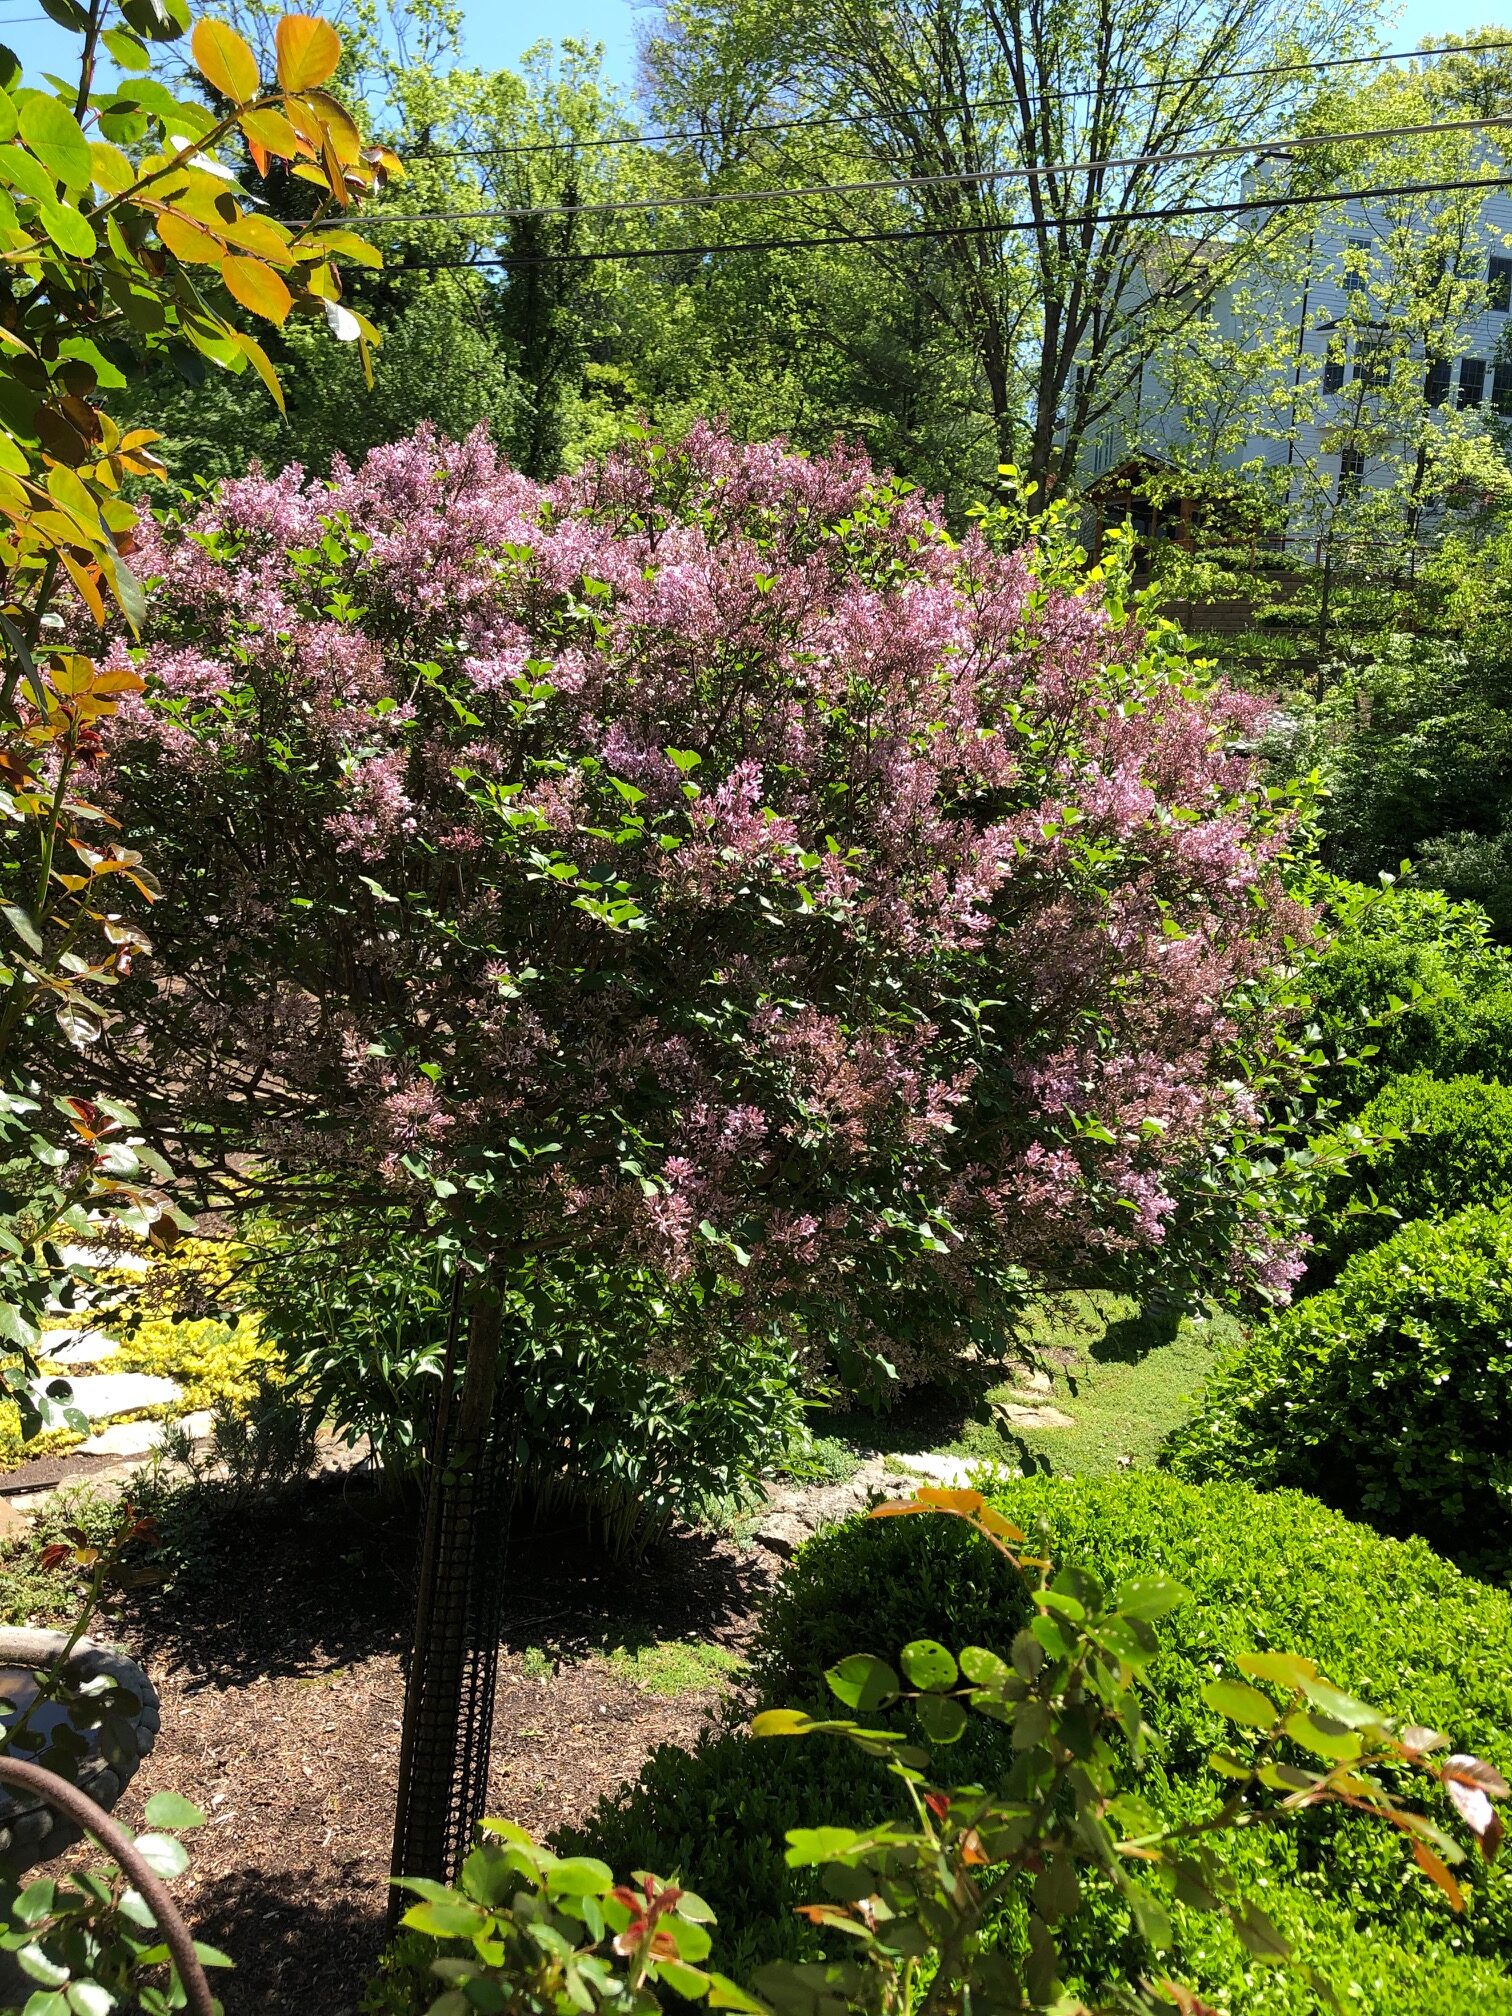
[180,1864,388,2016]
[114,1480,774,1686]
[88,1481,778,2015]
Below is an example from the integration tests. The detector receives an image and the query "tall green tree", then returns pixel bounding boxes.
[645,0,1364,491]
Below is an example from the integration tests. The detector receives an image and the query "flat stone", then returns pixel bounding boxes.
[40,1330,119,1367]
[996,1403,1076,1429]
[897,1452,1014,1489]
[57,1244,150,1275]
[77,1420,168,1458]
[753,1512,815,1559]
[1004,1367,1052,1396]
[177,1410,214,1442]
[38,1372,180,1423]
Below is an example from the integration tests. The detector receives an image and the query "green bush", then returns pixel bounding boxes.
[1312,1072,1512,1274]
[564,1474,1512,2011]
[252,1217,806,1557]
[1300,877,1512,1108]
[1167,1206,1512,1564]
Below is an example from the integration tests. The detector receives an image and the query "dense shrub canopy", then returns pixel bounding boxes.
[1302,878,1512,1107]
[1312,1071,1512,1274]
[568,1473,1512,2012]
[104,427,1310,1371]
[1166,1204,1512,1562]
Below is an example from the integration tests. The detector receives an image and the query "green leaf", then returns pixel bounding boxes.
[38,201,95,259]
[64,1982,114,2016]
[1201,1679,1279,1729]
[401,1899,488,1939]
[131,1834,188,1880]
[654,1961,713,2001]
[750,1709,814,1738]
[824,1655,899,1713]
[1115,1574,1187,1621]
[959,1646,1011,1688]
[783,1826,864,1866]
[708,1973,770,2012]
[544,1857,613,1897]
[17,1944,69,1987]
[101,27,152,71]
[900,1640,957,1691]
[18,96,91,190]
[1297,1676,1389,1731]
[1124,1881,1172,1952]
[0,141,55,205]
[1236,1651,1316,1691]
[1233,1904,1292,1963]
[2,903,41,954]
[144,1790,204,1831]
[915,1692,968,1745]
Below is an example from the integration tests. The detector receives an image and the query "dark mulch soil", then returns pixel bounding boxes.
[89,1483,778,2016]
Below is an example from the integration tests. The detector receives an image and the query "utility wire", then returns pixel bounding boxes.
[385,172,1512,271]
[394,37,1512,164]
[334,109,1510,229]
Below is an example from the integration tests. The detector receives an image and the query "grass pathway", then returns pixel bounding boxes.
[810,1291,1239,1482]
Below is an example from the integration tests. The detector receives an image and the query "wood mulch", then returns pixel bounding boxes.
[84,1481,780,2016]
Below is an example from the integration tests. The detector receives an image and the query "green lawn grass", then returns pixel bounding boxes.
[810,1291,1238,1481]
[951,1291,1239,1477]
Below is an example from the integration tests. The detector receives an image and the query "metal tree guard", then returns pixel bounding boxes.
[388,1283,516,1907]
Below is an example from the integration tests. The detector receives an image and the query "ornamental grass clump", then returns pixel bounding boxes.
[102,427,1317,1388]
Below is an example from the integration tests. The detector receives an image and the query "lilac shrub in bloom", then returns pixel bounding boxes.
[105,425,1312,1381]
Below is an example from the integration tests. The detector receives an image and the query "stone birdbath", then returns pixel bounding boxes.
[0,1627,160,1871]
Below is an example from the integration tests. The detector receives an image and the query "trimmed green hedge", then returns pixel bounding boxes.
[1312,1072,1512,1275]
[1167,1205,1512,1565]
[562,1474,1512,2013]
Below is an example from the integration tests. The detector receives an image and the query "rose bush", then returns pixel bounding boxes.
[104,426,1314,1380]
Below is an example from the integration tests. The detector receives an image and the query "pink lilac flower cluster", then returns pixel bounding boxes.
[109,424,1312,1357]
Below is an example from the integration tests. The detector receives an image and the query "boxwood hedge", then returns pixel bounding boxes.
[562,1474,1512,2013]
[1311,1072,1512,1277]
[1166,1205,1512,1565]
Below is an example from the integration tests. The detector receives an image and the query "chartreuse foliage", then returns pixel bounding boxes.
[558,1474,1512,2012]
[389,1488,1508,2016]
[1166,1205,1512,1566]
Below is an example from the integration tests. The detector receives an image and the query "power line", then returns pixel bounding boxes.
[395,37,1512,165]
[333,109,1510,230]
[385,172,1512,271]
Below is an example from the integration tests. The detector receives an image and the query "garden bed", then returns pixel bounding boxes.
[28,1486,776,2015]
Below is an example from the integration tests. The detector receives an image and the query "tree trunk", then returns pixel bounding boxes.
[388,1285,513,1907]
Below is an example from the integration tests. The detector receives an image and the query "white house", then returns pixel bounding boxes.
[1077,170,1512,548]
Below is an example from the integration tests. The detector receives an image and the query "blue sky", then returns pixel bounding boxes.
[0,0,1503,100]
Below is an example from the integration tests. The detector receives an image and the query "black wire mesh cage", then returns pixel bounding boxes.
[389,1284,517,1903]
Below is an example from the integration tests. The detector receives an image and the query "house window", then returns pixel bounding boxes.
[1338,446,1365,496]
[1494,361,1512,417]
[1425,358,1452,406]
[1490,256,1512,312]
[1323,356,1346,394]
[1460,357,1487,407]
[1356,332,1392,389]
[1343,236,1371,293]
